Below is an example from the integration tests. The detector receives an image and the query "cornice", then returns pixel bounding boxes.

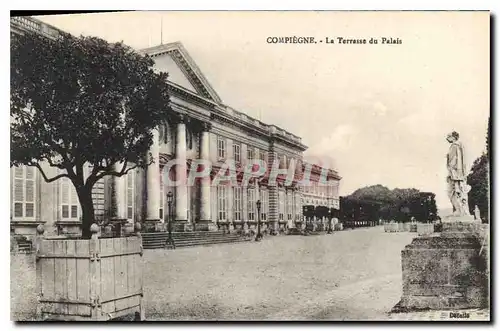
[168,82,216,109]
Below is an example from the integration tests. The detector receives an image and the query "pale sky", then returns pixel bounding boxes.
[37,11,490,209]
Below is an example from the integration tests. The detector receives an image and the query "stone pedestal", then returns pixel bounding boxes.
[399,217,488,310]
[173,220,192,232]
[417,223,435,236]
[196,220,218,232]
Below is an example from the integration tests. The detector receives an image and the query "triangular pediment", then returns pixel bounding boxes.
[140,42,222,103]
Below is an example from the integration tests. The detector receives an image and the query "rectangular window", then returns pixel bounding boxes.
[217,137,226,159]
[12,166,36,219]
[233,187,242,220]
[61,177,78,220]
[233,143,241,163]
[247,188,255,220]
[259,150,266,161]
[278,190,285,221]
[260,189,268,221]
[295,193,302,219]
[287,192,293,220]
[247,147,254,161]
[126,171,135,220]
[217,186,227,221]
[160,168,164,220]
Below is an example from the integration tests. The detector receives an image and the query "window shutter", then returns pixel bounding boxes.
[61,178,70,218]
[127,171,134,220]
[25,175,35,217]
[159,168,164,220]
[70,185,78,218]
[14,167,24,217]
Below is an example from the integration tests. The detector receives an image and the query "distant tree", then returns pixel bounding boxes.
[467,154,489,223]
[11,31,173,238]
[343,186,436,223]
[349,184,394,203]
[466,118,490,223]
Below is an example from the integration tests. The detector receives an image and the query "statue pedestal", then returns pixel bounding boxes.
[398,216,488,311]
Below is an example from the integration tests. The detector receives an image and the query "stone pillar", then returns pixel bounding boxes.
[198,122,216,231]
[144,128,160,231]
[175,116,189,230]
[267,147,279,235]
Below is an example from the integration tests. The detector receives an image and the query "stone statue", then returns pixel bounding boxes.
[446,131,471,217]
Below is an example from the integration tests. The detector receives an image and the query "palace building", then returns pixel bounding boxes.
[10,16,341,237]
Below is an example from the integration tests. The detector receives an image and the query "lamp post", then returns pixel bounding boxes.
[167,191,175,249]
[256,200,262,241]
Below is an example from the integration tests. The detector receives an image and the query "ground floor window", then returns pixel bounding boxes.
[60,176,79,220]
[286,192,293,221]
[260,189,268,221]
[217,186,227,221]
[247,188,256,220]
[234,187,242,221]
[278,190,285,221]
[12,166,36,219]
[126,171,135,220]
[295,193,301,220]
[160,168,164,220]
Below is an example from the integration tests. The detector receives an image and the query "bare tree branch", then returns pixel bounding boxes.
[28,162,70,183]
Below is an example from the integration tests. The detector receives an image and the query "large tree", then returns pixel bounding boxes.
[11,31,173,238]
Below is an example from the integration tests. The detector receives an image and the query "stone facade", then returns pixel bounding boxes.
[10,16,342,238]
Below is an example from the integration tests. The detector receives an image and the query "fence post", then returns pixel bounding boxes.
[135,222,146,321]
[35,224,44,320]
[89,223,101,320]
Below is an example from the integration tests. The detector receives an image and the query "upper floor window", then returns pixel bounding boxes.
[159,123,169,144]
[247,146,254,161]
[186,128,193,150]
[259,150,266,161]
[217,137,226,159]
[233,143,241,163]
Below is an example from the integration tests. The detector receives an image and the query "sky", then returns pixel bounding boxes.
[37,11,490,210]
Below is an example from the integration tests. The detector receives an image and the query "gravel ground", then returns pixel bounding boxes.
[143,227,416,320]
[11,227,417,321]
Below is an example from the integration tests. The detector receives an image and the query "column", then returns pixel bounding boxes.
[146,128,160,221]
[112,162,127,220]
[199,122,212,226]
[175,115,188,223]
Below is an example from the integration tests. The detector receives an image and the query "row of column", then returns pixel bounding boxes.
[111,116,212,224]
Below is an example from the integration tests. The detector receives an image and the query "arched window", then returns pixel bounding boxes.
[186,128,193,150]
[159,123,169,144]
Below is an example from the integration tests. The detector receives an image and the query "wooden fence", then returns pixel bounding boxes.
[35,223,144,321]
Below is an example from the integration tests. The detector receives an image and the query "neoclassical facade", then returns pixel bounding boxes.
[10,16,341,237]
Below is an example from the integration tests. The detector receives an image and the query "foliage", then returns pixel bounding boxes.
[341,186,437,223]
[467,154,489,223]
[466,117,490,223]
[11,31,173,238]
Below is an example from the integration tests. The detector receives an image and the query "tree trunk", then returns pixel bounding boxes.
[77,186,95,239]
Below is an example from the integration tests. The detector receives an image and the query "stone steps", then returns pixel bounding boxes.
[142,231,252,249]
